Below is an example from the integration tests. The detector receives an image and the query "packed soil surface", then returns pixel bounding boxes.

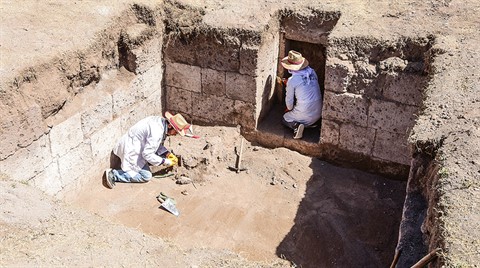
[1,125,406,267]
[1,0,479,267]
[72,125,406,267]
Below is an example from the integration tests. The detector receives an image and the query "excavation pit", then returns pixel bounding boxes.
[87,26,433,266]
[71,126,407,267]
[1,2,450,267]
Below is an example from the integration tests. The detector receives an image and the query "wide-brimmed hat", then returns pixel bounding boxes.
[165,111,199,138]
[281,50,309,71]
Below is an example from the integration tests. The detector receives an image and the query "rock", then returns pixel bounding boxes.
[176,175,192,185]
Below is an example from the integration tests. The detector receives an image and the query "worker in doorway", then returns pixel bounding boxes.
[104,111,198,189]
[280,50,323,139]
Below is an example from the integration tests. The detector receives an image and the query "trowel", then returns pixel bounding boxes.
[160,198,180,217]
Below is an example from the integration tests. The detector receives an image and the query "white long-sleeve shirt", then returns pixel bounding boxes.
[113,116,169,177]
[283,67,323,126]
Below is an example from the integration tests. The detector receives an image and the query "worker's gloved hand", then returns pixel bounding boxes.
[166,152,178,166]
[163,158,174,167]
[276,76,288,86]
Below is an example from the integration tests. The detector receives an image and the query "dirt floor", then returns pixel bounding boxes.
[71,126,406,267]
[1,0,479,267]
[1,125,406,267]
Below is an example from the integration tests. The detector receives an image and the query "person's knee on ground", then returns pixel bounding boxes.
[132,173,152,183]
[282,117,297,130]
[110,168,152,183]
[282,118,304,139]
[131,168,152,183]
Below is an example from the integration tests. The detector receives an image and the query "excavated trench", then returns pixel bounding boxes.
[163,9,432,264]
[1,5,436,268]
[99,11,432,266]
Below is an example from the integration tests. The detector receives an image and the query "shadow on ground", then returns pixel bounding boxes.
[257,104,321,143]
[276,159,407,268]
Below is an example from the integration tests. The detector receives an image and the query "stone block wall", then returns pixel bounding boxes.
[163,29,266,131]
[321,38,431,166]
[281,10,340,46]
[258,11,427,174]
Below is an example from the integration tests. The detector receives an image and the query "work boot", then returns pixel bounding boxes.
[294,124,304,139]
[104,168,116,189]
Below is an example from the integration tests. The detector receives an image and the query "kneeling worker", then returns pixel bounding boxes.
[280,50,323,139]
[104,111,198,189]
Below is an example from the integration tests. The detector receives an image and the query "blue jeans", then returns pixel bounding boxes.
[112,164,152,183]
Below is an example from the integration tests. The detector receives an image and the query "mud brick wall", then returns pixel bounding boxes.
[0,13,164,199]
[164,29,271,131]
[321,37,431,166]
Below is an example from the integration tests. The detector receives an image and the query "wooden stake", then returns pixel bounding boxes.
[411,248,441,268]
[389,249,401,268]
[228,136,247,173]
[236,137,244,173]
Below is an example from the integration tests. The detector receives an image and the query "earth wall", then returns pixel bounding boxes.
[0,3,165,199]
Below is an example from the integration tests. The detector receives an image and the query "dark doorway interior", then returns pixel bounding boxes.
[282,40,326,98]
[258,39,326,143]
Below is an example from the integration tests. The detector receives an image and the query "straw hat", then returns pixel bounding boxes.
[281,50,309,71]
[165,111,199,138]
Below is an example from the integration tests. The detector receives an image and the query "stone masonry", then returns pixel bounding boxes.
[163,29,262,131]
[322,38,431,166]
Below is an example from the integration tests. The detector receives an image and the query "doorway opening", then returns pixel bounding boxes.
[258,39,326,143]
